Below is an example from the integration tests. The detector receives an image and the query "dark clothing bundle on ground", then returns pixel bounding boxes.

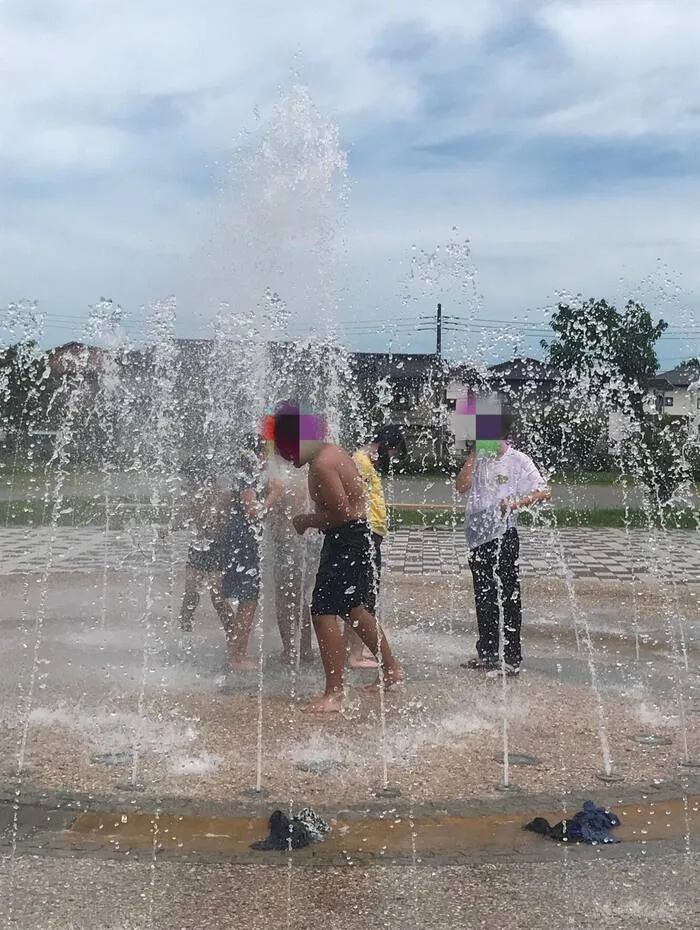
[251,808,331,851]
[524,800,621,844]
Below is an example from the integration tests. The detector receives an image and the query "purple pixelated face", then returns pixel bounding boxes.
[454,393,504,452]
[271,402,326,466]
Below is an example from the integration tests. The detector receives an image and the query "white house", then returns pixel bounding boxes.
[649,361,700,418]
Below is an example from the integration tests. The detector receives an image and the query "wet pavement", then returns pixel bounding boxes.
[2,776,700,928]
[1,849,698,930]
[2,524,699,582]
[1,529,699,928]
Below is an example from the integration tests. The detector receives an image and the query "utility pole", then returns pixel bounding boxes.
[436,302,442,359]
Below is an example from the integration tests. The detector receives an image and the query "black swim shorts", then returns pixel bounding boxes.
[220,519,260,603]
[310,520,379,617]
[187,542,228,574]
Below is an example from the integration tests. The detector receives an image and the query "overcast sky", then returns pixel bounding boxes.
[1,0,699,368]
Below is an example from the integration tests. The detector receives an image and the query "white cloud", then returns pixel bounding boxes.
[0,0,698,360]
[536,0,700,137]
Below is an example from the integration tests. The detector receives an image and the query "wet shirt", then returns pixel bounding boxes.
[352,450,388,538]
[186,482,234,551]
[267,456,309,537]
[465,446,547,550]
[224,452,263,548]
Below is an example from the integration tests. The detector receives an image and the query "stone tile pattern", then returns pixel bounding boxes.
[1,525,699,582]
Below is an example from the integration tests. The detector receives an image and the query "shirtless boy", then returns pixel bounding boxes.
[272,402,403,713]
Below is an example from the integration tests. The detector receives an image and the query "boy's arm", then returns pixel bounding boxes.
[456,447,477,494]
[240,487,258,521]
[503,487,551,512]
[293,462,353,533]
[502,460,552,512]
[261,477,284,514]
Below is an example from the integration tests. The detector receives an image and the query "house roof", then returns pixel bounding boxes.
[487,357,560,381]
[47,342,104,376]
[651,360,700,389]
[349,352,445,379]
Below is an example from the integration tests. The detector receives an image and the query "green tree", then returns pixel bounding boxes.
[542,298,667,418]
[0,342,54,442]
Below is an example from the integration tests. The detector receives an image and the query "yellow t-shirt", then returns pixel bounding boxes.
[353,449,388,538]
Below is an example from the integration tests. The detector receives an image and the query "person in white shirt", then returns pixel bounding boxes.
[267,455,318,666]
[456,437,551,677]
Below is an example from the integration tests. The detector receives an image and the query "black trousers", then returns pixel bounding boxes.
[468,527,522,667]
[367,532,383,615]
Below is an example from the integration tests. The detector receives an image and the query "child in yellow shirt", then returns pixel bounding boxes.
[347,426,405,668]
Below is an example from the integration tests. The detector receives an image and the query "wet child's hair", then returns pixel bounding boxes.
[374,424,407,458]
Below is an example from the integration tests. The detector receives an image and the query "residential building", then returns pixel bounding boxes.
[348,352,448,462]
[649,360,700,417]
[445,357,561,452]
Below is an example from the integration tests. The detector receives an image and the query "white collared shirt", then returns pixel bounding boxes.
[466,446,547,550]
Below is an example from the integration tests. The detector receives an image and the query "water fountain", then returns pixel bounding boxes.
[1,81,699,930]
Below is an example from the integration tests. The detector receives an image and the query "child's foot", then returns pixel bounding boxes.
[485,663,521,679]
[348,655,379,669]
[362,663,404,693]
[302,692,343,714]
[460,656,498,670]
[179,617,193,633]
[228,653,257,672]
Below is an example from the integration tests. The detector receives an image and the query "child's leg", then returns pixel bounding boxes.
[274,547,296,663]
[468,540,500,660]
[345,625,378,668]
[303,614,346,712]
[209,575,236,641]
[347,606,402,689]
[227,600,258,671]
[497,529,522,667]
[179,563,202,632]
[347,533,382,668]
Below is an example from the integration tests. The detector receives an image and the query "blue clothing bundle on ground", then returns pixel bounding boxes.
[524,801,621,844]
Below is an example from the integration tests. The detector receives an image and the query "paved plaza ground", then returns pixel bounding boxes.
[0,523,698,928]
[2,523,700,581]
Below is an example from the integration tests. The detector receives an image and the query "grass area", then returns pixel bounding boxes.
[1,497,697,531]
[397,469,645,485]
[546,471,632,485]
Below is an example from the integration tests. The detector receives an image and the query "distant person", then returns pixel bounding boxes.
[346,426,406,669]
[267,454,315,666]
[165,456,241,654]
[456,432,551,677]
[218,436,278,671]
[273,402,403,713]
[166,441,274,672]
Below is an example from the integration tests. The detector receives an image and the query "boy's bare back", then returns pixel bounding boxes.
[307,444,365,526]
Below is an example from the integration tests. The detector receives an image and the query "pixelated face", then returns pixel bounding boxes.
[454,392,504,454]
[264,402,327,467]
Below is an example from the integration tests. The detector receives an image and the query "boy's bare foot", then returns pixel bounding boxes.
[362,664,405,693]
[302,693,343,714]
[348,656,379,669]
[228,653,257,671]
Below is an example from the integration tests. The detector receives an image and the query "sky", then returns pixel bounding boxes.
[1,0,699,369]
